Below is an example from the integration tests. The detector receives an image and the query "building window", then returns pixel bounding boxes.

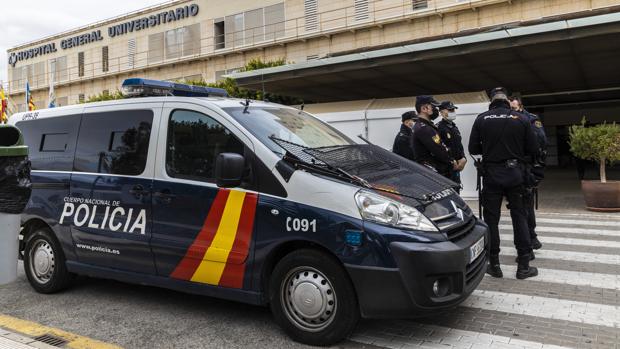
[214,19,225,49]
[102,46,109,72]
[148,32,165,64]
[354,0,369,21]
[165,28,182,59]
[78,52,85,77]
[54,56,68,82]
[57,96,68,107]
[265,3,285,41]
[304,0,319,32]
[244,8,264,45]
[33,62,46,87]
[128,39,136,68]
[183,23,200,56]
[412,0,428,10]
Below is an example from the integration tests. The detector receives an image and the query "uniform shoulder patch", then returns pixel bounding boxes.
[432,134,441,144]
[447,132,451,139]
[534,120,543,128]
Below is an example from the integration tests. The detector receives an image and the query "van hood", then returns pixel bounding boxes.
[302,144,458,204]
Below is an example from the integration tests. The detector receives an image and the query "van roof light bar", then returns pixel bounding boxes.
[121,78,229,98]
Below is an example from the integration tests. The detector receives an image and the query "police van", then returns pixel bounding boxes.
[11,79,488,346]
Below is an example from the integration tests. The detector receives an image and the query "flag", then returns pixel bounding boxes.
[48,61,56,108]
[0,84,7,124]
[26,81,36,111]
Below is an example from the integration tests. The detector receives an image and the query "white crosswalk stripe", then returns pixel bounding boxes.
[486,265,620,290]
[350,212,620,349]
[499,224,620,237]
[499,234,620,248]
[500,217,620,227]
[500,246,620,264]
[351,324,574,349]
[464,290,620,328]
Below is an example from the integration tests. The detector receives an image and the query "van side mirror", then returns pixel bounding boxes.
[215,153,245,188]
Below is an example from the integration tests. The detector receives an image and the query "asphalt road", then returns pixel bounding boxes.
[0,262,378,349]
[1,210,619,349]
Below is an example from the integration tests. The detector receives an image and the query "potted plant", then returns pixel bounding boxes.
[569,120,620,212]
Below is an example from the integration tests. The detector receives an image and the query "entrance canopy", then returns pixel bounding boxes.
[228,11,620,108]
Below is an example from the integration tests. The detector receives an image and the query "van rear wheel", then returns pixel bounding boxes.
[269,249,360,346]
[23,227,73,294]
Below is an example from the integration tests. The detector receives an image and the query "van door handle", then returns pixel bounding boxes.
[129,184,147,199]
[154,189,176,203]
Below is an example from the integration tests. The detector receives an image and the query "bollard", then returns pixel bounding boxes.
[0,124,31,285]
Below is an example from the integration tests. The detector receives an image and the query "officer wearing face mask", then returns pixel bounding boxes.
[392,111,417,161]
[412,95,457,178]
[437,101,467,192]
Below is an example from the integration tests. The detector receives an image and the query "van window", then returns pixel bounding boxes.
[166,109,244,182]
[74,110,153,175]
[17,115,81,171]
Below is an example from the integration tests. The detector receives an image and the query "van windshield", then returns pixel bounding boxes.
[223,106,355,155]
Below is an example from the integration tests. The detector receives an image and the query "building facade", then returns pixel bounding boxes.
[6,0,620,112]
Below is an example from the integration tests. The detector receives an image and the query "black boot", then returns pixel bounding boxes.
[531,237,542,250]
[516,254,538,280]
[514,251,535,263]
[486,255,503,278]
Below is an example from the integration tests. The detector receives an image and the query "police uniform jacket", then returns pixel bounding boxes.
[437,119,465,161]
[468,100,538,164]
[524,109,547,182]
[412,118,453,175]
[392,124,415,161]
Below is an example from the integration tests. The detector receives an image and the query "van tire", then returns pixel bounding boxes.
[269,249,360,346]
[23,227,73,294]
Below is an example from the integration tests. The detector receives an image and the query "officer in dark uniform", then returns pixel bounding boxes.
[437,101,467,192]
[392,111,417,161]
[468,87,539,280]
[509,96,546,251]
[412,95,457,178]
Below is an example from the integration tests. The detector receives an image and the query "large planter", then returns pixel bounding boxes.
[581,180,620,212]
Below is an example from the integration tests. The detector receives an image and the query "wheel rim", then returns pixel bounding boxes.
[29,239,55,284]
[281,266,337,332]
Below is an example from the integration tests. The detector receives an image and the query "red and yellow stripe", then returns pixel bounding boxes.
[170,189,258,289]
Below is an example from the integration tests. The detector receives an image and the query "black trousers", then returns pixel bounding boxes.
[481,175,532,257]
[524,188,537,240]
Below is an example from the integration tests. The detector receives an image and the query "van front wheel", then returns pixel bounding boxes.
[23,227,73,294]
[269,249,360,346]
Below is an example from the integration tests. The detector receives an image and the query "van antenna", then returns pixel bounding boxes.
[241,98,251,114]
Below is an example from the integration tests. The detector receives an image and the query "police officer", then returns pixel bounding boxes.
[412,96,457,178]
[509,96,546,251]
[392,111,417,161]
[468,87,539,280]
[437,101,467,192]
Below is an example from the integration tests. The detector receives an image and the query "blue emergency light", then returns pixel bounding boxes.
[121,78,229,98]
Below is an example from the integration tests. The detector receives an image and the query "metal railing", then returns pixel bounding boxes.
[7,0,510,97]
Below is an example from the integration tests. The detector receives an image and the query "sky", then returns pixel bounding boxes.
[1,0,165,85]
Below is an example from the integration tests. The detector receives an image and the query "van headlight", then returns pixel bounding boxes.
[354,190,438,232]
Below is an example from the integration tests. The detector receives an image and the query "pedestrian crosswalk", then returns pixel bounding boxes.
[351,211,620,349]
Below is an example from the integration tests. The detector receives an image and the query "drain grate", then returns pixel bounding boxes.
[33,334,68,347]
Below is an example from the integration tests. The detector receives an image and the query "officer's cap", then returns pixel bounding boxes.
[401,111,418,122]
[415,95,441,109]
[438,101,458,111]
[487,87,510,101]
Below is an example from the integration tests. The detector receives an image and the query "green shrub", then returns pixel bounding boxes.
[569,118,620,182]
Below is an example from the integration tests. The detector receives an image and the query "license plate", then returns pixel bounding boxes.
[469,236,485,263]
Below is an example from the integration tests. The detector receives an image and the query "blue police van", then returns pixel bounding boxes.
[10,79,488,346]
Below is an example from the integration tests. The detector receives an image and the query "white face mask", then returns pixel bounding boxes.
[447,112,457,121]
